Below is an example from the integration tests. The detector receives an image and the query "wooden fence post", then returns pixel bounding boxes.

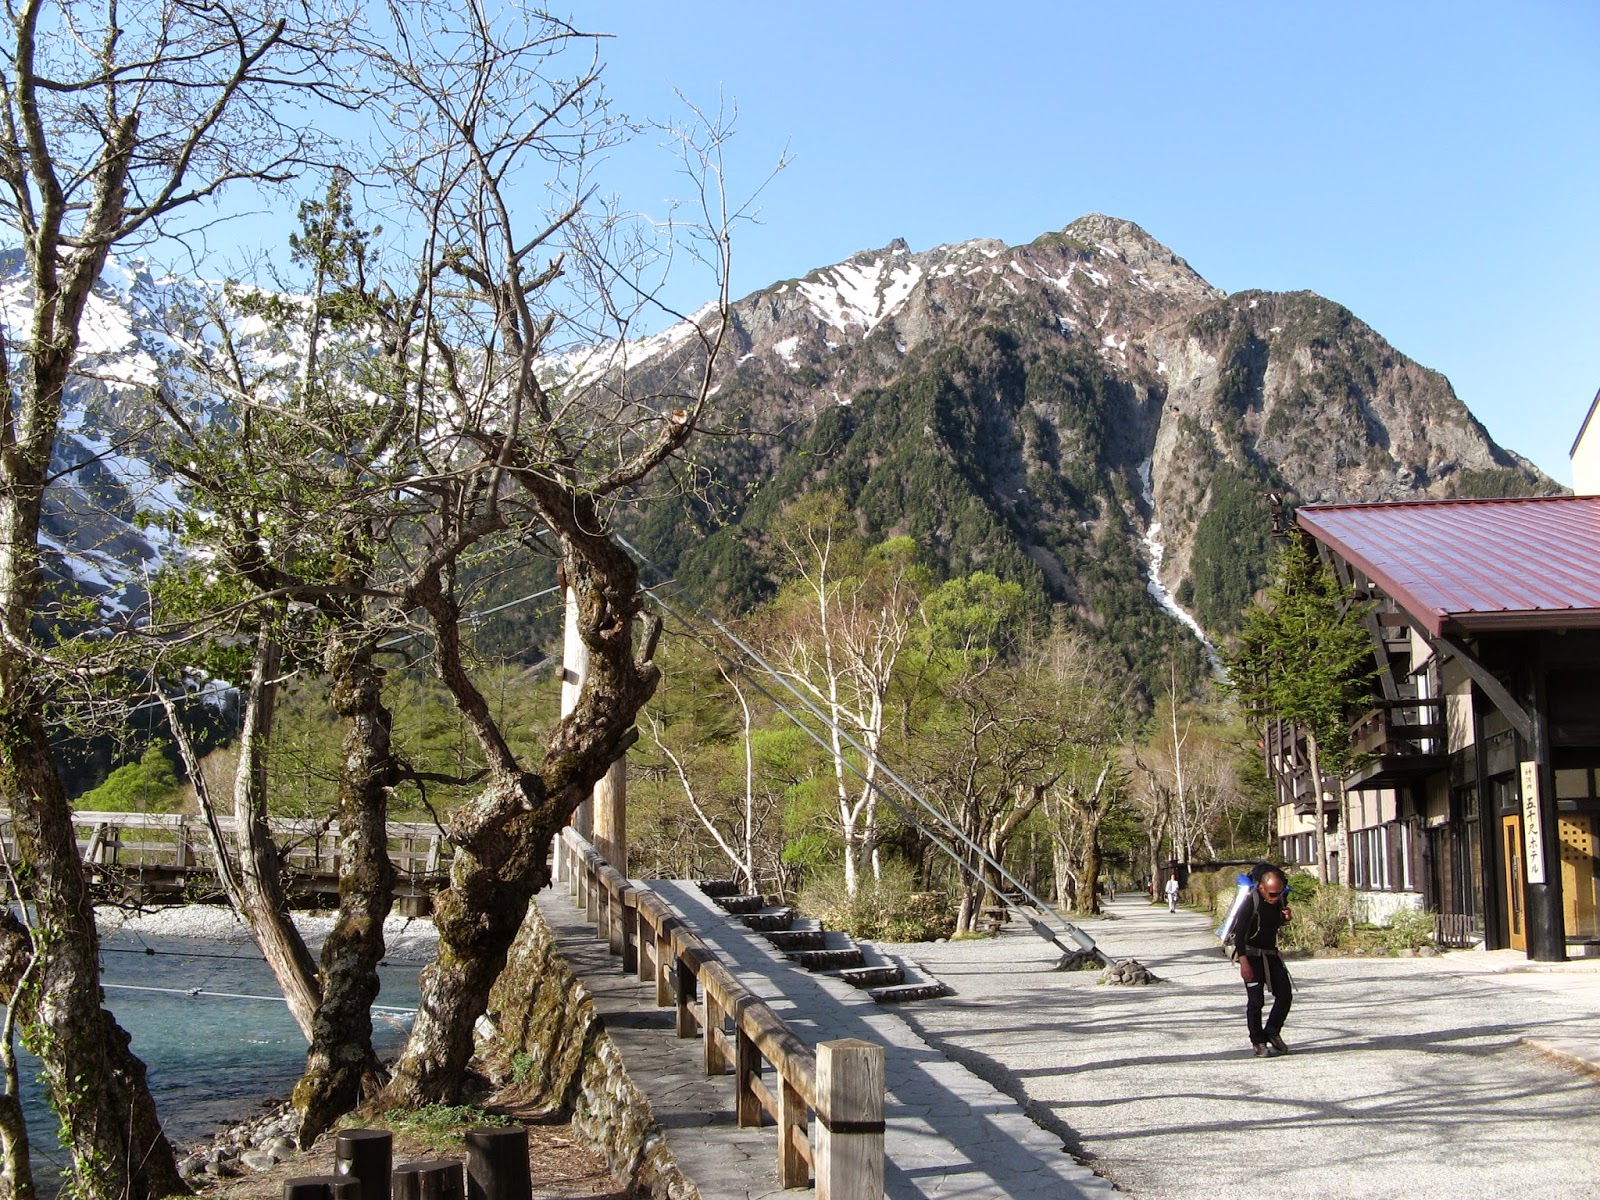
[392,1160,464,1200]
[814,1039,885,1200]
[734,1018,762,1128]
[777,1073,809,1189]
[621,894,638,974]
[655,924,673,1007]
[703,987,725,1076]
[464,1127,530,1200]
[284,1176,360,1200]
[674,953,696,1038]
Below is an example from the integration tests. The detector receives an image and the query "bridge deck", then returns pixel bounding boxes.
[538,879,1116,1200]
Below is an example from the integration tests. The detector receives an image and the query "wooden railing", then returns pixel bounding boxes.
[0,810,452,914]
[1350,698,1444,757]
[50,811,451,879]
[556,828,885,1198]
[1434,912,1483,949]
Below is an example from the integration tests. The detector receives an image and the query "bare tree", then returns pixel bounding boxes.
[313,2,757,1106]
[763,504,926,896]
[0,2,354,1193]
[643,659,781,892]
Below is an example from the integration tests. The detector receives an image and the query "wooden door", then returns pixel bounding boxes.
[1502,815,1526,953]
[1558,815,1598,940]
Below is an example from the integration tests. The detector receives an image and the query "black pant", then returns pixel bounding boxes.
[1242,951,1292,1045]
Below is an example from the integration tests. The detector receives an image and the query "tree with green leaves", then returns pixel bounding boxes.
[761,496,931,896]
[1224,534,1375,884]
[73,744,181,813]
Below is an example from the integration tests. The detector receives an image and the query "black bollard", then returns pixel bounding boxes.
[285,1175,362,1200]
[464,1127,530,1200]
[392,1159,464,1200]
[336,1128,393,1200]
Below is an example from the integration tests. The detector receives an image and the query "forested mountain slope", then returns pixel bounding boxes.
[18,215,1556,699]
[624,214,1554,685]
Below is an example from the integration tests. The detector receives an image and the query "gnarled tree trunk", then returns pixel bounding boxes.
[382,504,659,1107]
[294,632,397,1144]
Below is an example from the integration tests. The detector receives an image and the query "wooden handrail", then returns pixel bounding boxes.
[556,827,881,1194]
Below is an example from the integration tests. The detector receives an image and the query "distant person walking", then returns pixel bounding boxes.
[1164,875,1180,912]
[1236,868,1293,1057]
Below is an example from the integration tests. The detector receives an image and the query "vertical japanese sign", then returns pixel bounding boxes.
[1519,761,1546,885]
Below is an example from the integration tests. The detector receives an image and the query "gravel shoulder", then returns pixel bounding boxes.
[881,898,1600,1200]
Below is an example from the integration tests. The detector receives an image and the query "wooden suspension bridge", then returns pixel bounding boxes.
[0,810,453,915]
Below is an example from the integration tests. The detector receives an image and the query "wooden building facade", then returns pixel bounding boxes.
[1281,495,1600,962]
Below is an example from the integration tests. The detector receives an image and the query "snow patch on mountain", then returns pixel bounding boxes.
[797,254,922,334]
[1136,458,1219,669]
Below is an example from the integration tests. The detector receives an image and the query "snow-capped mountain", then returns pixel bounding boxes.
[8,214,1555,689]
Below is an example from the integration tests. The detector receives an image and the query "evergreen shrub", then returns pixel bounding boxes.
[1381,907,1437,953]
[798,859,956,942]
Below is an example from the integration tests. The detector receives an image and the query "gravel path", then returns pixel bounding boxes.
[883,897,1600,1200]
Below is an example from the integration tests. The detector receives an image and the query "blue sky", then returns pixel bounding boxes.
[587,0,1599,485]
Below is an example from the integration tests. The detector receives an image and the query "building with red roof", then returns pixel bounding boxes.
[1283,494,1600,961]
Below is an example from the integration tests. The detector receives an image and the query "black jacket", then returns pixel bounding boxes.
[1240,891,1289,953]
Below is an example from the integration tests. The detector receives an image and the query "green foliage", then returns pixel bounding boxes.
[1278,882,1355,952]
[1189,867,1237,915]
[1224,535,1377,776]
[914,571,1028,675]
[1382,907,1437,953]
[74,743,181,812]
[378,1105,511,1153]
[798,859,956,942]
[1188,465,1273,633]
[1448,467,1559,499]
[509,1051,534,1085]
[261,659,563,819]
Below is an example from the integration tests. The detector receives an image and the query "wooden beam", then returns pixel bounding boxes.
[1435,634,1534,742]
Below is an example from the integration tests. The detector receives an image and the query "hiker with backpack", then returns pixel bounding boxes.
[1222,866,1294,1057]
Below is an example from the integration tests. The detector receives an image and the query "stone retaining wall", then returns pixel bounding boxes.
[1353,889,1425,926]
[482,902,698,1200]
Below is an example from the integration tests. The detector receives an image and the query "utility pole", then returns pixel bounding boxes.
[558,576,627,872]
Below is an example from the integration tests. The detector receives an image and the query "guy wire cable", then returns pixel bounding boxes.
[640,584,1096,957]
[616,535,1102,959]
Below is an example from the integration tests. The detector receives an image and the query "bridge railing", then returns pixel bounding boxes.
[556,827,885,1198]
[0,810,452,882]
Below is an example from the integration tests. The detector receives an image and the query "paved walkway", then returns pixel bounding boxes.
[884,897,1600,1200]
[543,885,1600,1200]
[536,883,1117,1200]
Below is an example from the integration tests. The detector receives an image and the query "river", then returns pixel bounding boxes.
[17,908,433,1188]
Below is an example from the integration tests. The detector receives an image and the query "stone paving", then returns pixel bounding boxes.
[883,897,1600,1200]
[541,882,1600,1200]
[535,882,1118,1200]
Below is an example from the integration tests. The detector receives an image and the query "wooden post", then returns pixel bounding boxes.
[561,583,594,848]
[655,925,673,1007]
[284,1176,361,1200]
[814,1039,885,1200]
[674,954,696,1038]
[620,892,637,971]
[633,903,652,980]
[703,986,725,1075]
[777,1073,809,1189]
[734,1020,763,1128]
[592,756,627,876]
[335,1128,393,1200]
[464,1127,530,1200]
[585,866,600,925]
[392,1160,464,1200]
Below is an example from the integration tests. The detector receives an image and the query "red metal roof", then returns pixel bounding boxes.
[1295,495,1600,636]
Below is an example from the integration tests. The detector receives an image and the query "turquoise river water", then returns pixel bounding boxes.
[18,927,423,1187]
